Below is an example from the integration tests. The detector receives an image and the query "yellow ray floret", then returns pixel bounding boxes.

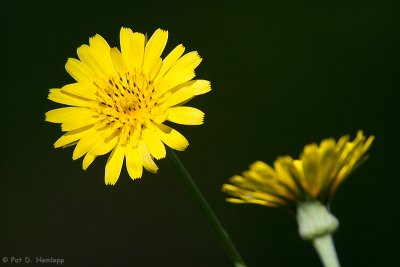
[46,27,211,185]
[222,131,374,209]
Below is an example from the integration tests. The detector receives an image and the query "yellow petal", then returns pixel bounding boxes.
[330,132,375,195]
[126,144,143,179]
[105,145,125,185]
[46,107,97,132]
[148,58,163,81]
[169,51,202,74]
[362,135,375,153]
[82,153,97,170]
[318,139,340,192]
[45,107,92,123]
[161,51,202,92]
[274,156,299,196]
[130,32,146,70]
[142,128,166,159]
[89,132,119,156]
[167,106,204,125]
[156,124,189,151]
[120,27,134,69]
[61,83,97,100]
[139,141,158,173]
[332,165,351,193]
[250,161,276,177]
[160,87,195,108]
[48,89,90,107]
[65,58,95,87]
[72,128,102,160]
[191,79,211,95]
[54,125,94,148]
[110,47,126,72]
[292,159,308,191]
[61,120,97,132]
[154,44,185,83]
[61,113,98,132]
[301,144,322,197]
[120,27,145,70]
[77,44,109,78]
[88,34,115,74]
[222,184,284,207]
[142,29,168,75]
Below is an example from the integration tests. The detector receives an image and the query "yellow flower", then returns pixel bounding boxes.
[45,27,211,185]
[222,131,374,210]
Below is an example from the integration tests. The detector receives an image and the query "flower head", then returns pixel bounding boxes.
[46,27,211,185]
[222,131,374,210]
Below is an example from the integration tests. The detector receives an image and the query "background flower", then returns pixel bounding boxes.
[222,131,374,210]
[223,131,374,267]
[45,27,211,185]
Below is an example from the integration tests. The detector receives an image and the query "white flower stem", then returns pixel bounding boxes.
[297,201,341,267]
[313,234,341,267]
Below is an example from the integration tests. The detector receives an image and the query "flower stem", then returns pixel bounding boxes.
[296,202,341,267]
[166,148,247,267]
[313,234,341,267]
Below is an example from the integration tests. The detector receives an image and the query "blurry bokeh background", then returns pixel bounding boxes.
[1,0,399,266]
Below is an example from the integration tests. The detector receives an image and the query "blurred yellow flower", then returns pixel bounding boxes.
[222,131,374,209]
[46,27,211,185]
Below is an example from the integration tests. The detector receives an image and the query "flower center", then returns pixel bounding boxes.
[94,71,166,145]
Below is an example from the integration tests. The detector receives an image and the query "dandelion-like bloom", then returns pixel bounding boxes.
[45,27,211,185]
[222,131,374,210]
[223,131,374,267]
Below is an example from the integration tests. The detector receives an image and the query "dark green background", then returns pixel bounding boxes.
[1,0,399,266]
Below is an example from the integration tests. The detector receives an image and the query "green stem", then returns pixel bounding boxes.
[166,148,247,267]
[313,235,341,267]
